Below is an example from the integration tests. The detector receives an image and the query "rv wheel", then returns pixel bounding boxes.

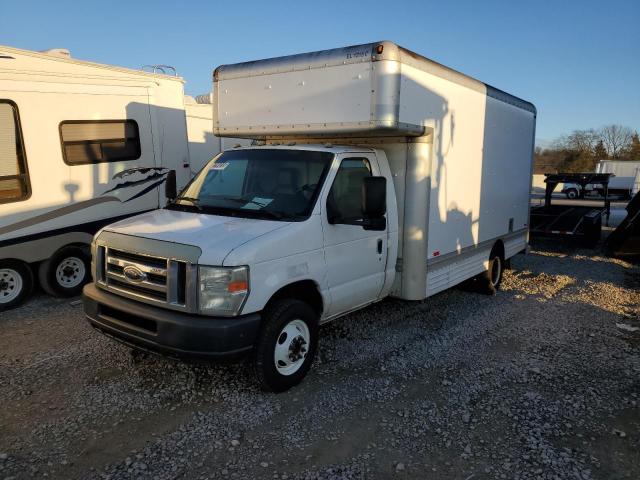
[38,246,91,298]
[0,260,34,311]
[253,299,319,392]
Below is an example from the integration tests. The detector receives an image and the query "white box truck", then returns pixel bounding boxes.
[82,42,536,391]
[562,160,640,199]
[596,160,640,197]
[0,45,225,310]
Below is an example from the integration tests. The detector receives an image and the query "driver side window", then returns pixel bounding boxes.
[327,158,371,222]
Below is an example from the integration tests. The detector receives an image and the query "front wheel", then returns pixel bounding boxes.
[0,260,34,312]
[253,299,319,392]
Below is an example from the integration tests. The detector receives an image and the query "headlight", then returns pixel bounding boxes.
[198,266,249,316]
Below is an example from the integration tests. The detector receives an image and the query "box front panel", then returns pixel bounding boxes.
[215,62,374,137]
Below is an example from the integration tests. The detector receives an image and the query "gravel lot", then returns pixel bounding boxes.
[1,240,638,480]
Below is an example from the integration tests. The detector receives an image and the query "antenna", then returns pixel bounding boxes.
[141,65,177,76]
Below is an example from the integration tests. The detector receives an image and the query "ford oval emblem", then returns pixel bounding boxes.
[123,265,147,283]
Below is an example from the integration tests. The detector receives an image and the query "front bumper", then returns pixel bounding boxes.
[82,283,261,359]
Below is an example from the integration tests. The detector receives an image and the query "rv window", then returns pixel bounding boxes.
[327,158,372,220]
[59,120,141,165]
[0,100,30,204]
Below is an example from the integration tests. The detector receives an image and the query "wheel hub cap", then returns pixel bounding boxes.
[274,319,310,376]
[55,257,86,288]
[0,268,22,304]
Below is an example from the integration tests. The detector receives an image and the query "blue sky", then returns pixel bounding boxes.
[1,0,638,143]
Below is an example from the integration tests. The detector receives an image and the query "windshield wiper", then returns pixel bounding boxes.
[258,210,287,220]
[220,197,288,220]
[221,197,270,208]
[172,196,203,211]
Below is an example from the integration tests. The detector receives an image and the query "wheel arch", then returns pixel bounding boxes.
[491,239,505,260]
[263,279,324,317]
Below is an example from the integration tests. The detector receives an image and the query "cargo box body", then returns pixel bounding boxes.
[213,42,536,300]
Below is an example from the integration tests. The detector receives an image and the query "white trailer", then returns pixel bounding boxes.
[83,42,536,391]
[0,45,222,309]
[596,160,640,197]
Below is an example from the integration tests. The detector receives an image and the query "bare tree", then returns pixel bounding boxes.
[600,124,634,158]
[563,129,599,154]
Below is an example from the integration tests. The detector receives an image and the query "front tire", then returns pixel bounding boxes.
[38,246,90,297]
[0,260,34,312]
[253,299,319,392]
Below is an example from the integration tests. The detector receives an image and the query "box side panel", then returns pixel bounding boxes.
[476,96,535,245]
[426,246,491,297]
[399,63,488,260]
[399,63,534,261]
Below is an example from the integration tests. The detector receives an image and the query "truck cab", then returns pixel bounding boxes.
[83,145,396,391]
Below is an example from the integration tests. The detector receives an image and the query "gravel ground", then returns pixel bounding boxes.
[0,241,638,480]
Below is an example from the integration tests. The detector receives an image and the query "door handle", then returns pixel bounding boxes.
[377,239,383,254]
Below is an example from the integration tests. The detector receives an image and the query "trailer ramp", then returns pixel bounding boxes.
[605,191,640,258]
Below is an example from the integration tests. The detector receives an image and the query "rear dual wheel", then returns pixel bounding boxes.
[484,252,504,292]
[461,247,504,295]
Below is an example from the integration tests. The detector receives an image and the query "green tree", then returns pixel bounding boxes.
[626,133,640,160]
[593,140,607,160]
[560,150,597,173]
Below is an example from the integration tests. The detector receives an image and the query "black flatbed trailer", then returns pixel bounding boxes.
[530,173,613,246]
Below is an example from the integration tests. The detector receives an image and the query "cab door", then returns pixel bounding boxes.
[321,153,387,317]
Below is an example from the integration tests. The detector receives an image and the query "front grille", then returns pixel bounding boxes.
[97,246,192,310]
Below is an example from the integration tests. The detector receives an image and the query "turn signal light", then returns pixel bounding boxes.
[228,281,248,293]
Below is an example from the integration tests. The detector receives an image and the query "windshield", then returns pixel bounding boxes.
[168,149,333,221]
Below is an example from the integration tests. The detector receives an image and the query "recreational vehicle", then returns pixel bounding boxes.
[0,46,223,310]
[83,42,536,391]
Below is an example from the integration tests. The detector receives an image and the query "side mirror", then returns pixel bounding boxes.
[165,170,177,201]
[362,176,386,231]
[363,176,386,217]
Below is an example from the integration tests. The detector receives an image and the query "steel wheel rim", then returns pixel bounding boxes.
[491,257,502,286]
[274,319,310,376]
[0,268,23,304]
[55,257,85,288]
